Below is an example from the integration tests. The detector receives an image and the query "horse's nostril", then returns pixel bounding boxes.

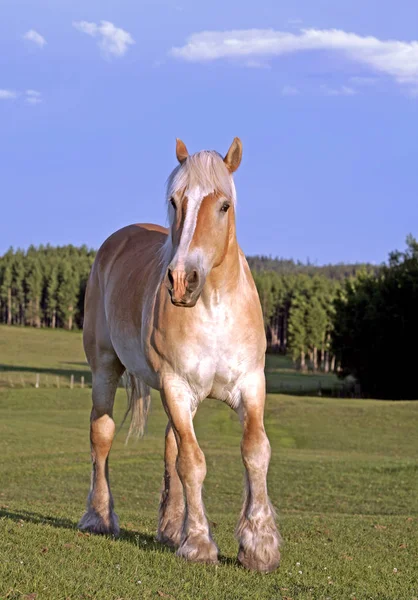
[187,269,199,290]
[166,267,174,289]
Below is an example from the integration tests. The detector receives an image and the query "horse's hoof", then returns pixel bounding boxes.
[236,509,281,573]
[177,535,218,564]
[238,545,280,573]
[78,509,120,536]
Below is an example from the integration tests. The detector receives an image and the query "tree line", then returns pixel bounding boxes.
[0,246,364,340]
[252,264,375,372]
[332,236,418,399]
[252,238,418,399]
[1,239,416,399]
[247,256,377,280]
[0,245,95,330]
[253,271,340,372]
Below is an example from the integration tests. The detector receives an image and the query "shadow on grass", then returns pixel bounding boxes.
[0,508,238,565]
[60,361,90,367]
[0,508,163,551]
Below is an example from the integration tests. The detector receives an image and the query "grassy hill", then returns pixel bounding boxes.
[0,326,417,599]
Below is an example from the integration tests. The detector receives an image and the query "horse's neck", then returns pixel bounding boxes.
[201,236,242,304]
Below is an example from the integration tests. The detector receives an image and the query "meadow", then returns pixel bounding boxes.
[0,326,417,599]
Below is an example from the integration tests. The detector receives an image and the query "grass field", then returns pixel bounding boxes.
[0,326,417,600]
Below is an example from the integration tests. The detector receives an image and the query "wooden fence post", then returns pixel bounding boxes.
[35,373,40,389]
[81,376,84,389]
[70,374,74,390]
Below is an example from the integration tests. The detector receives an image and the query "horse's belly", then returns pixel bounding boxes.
[109,333,160,390]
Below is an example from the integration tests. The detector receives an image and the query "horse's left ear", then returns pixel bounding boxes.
[224,137,243,173]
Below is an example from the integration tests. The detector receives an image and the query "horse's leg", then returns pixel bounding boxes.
[161,382,218,563]
[157,422,185,546]
[78,354,124,536]
[236,371,281,572]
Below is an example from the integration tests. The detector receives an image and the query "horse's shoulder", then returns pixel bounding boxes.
[99,223,167,252]
[132,223,169,235]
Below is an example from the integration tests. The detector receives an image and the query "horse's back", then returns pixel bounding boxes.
[83,223,168,368]
[92,222,167,284]
[95,223,167,269]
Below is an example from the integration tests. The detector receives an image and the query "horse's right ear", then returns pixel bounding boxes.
[176,138,189,164]
[224,137,243,173]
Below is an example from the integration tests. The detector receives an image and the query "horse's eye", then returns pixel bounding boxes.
[220,202,230,213]
[170,198,176,209]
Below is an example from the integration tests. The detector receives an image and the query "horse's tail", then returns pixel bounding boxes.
[121,372,151,442]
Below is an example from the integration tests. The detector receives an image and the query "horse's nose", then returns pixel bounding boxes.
[165,266,201,306]
[165,266,187,302]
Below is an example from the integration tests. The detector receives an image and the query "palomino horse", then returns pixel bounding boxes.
[79,138,281,572]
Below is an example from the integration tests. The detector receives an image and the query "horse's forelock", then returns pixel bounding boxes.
[166,150,236,204]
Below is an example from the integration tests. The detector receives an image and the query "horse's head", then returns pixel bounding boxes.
[164,138,242,307]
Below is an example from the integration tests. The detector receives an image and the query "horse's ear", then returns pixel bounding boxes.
[176,138,189,164]
[224,137,242,173]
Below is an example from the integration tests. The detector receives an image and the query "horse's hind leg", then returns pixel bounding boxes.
[78,352,124,536]
[157,422,185,546]
[236,371,281,572]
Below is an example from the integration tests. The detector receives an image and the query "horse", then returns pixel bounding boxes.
[79,138,281,573]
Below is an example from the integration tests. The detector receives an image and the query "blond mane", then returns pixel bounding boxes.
[166,150,237,204]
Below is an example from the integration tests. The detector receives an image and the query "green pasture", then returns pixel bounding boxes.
[0,326,417,599]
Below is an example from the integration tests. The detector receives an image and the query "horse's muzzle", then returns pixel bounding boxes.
[165,266,202,307]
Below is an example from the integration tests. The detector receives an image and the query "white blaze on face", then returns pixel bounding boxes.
[171,185,208,272]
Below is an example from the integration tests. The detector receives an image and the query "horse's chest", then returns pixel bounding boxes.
[177,332,247,401]
[149,299,260,403]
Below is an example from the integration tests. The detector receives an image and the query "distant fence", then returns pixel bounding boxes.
[0,372,129,390]
[0,373,89,389]
[0,371,362,398]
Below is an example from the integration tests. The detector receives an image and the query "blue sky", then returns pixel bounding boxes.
[1,0,418,264]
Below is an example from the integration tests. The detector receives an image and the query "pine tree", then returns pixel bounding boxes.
[25,257,43,327]
[12,251,26,325]
[57,260,79,330]
[0,257,12,325]
[46,265,59,328]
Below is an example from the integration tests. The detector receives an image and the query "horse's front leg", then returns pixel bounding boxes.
[236,371,281,572]
[161,380,218,564]
[157,422,185,546]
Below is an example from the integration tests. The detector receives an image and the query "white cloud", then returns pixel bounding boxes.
[23,29,47,48]
[281,85,299,95]
[0,89,17,100]
[73,20,135,57]
[171,28,418,89]
[320,84,357,96]
[25,90,42,104]
[0,89,43,105]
